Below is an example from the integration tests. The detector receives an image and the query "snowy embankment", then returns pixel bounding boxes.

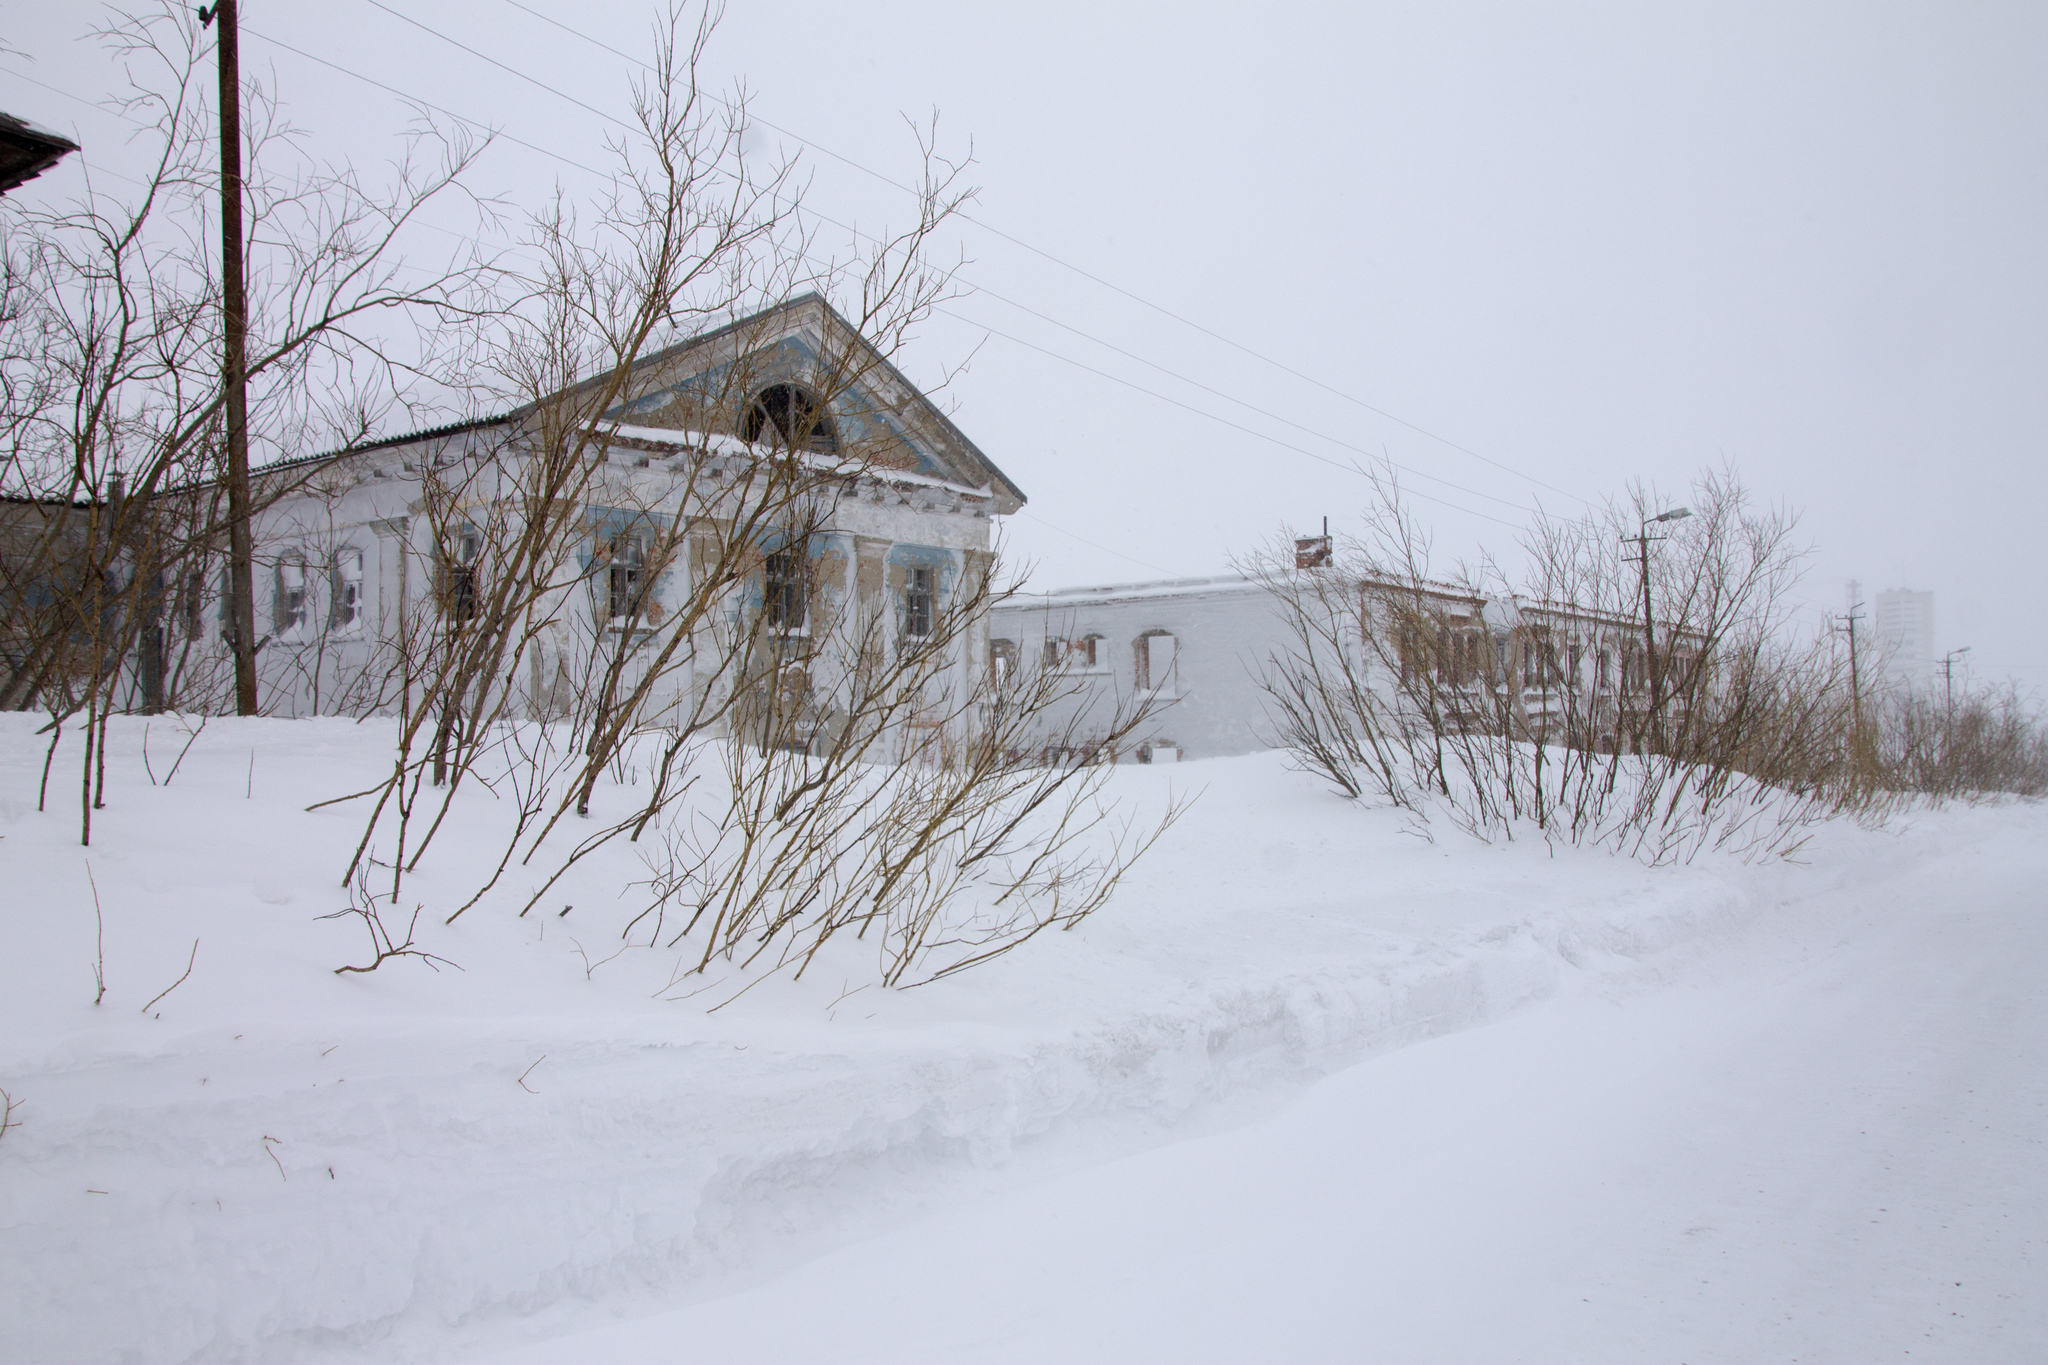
[0,712,1899,1364]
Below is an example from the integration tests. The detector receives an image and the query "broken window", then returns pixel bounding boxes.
[1042,636,1067,669]
[764,545,806,632]
[741,382,838,454]
[439,530,480,624]
[274,552,308,638]
[217,563,238,646]
[330,548,363,635]
[989,638,1017,685]
[1135,632,1177,691]
[606,532,647,624]
[903,564,934,638]
[179,566,204,639]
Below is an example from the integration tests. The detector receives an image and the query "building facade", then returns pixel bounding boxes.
[141,296,1025,751]
[989,570,1681,763]
[1873,588,1935,694]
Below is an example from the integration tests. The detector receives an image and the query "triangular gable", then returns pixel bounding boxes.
[594,294,1026,513]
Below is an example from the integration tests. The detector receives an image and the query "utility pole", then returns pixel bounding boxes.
[1938,646,1972,718]
[1622,506,1691,752]
[202,1,258,715]
[1836,584,1867,742]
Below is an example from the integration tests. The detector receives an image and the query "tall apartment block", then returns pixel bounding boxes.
[1874,588,1935,692]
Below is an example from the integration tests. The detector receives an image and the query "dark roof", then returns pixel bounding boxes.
[0,111,80,196]
[253,412,512,479]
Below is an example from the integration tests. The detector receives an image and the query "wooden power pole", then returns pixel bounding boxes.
[203,1,258,715]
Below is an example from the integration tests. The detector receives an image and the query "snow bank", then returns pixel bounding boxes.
[2,714,1766,1363]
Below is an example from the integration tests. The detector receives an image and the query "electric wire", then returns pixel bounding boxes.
[323,1,1548,526]
[392,0,1583,514]
[489,0,1590,508]
[950,314,1528,531]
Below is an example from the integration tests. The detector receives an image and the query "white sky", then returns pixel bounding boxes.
[6,1,2044,684]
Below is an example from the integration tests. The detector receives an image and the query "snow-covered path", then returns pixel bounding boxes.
[470,827,2047,1364]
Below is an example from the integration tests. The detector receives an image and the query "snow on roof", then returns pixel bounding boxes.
[1006,575,1266,609]
[600,424,996,499]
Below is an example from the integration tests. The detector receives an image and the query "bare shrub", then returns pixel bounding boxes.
[303,9,1184,991]
[1251,467,1882,864]
[1875,682,2048,800]
[319,866,458,976]
[1,3,494,846]
[627,546,1186,988]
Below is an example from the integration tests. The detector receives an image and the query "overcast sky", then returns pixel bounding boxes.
[6,2,2044,684]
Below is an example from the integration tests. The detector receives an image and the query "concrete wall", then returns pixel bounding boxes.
[989,576,1289,761]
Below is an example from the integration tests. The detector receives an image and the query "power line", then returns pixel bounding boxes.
[478,0,1590,508]
[951,312,1530,532]
[242,27,612,181]
[1012,511,1190,579]
[243,19,1539,532]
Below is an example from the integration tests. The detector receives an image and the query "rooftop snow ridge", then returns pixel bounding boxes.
[599,423,993,498]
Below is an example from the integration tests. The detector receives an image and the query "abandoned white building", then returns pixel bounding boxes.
[140,295,1026,745]
[989,552,1682,763]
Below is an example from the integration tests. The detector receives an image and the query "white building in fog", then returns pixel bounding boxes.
[1874,588,1935,693]
[987,566,1669,763]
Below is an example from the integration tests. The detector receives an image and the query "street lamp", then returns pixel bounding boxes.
[1625,507,1692,750]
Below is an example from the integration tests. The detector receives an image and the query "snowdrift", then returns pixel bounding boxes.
[3,714,1778,1363]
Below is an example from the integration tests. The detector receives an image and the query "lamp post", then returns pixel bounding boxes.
[1624,507,1691,751]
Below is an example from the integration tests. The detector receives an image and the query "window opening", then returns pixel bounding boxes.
[606,532,647,624]
[443,530,479,623]
[764,546,806,632]
[904,565,934,638]
[989,638,1017,685]
[1136,632,1177,691]
[180,567,203,638]
[217,564,238,646]
[273,554,308,637]
[331,548,363,634]
[741,383,838,454]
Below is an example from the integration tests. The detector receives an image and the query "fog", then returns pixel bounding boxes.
[7,0,2042,682]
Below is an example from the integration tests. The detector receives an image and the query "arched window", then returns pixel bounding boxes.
[741,382,838,453]
[1135,631,1177,692]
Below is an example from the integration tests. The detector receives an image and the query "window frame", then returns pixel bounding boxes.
[763,544,807,634]
[273,551,309,640]
[329,546,364,637]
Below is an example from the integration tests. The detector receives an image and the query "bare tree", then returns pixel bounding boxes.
[0,3,497,845]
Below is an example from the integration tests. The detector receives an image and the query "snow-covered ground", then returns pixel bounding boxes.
[2,714,2041,1363]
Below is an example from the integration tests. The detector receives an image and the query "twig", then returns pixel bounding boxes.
[85,860,106,1006]
[162,714,206,787]
[568,937,629,980]
[246,748,255,800]
[140,939,198,1014]
[322,866,462,975]
[142,723,157,786]
[516,1055,546,1093]
[261,1135,286,1182]
[0,1086,22,1144]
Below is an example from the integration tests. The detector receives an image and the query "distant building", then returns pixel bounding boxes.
[1873,588,1935,693]
[988,570,1675,763]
